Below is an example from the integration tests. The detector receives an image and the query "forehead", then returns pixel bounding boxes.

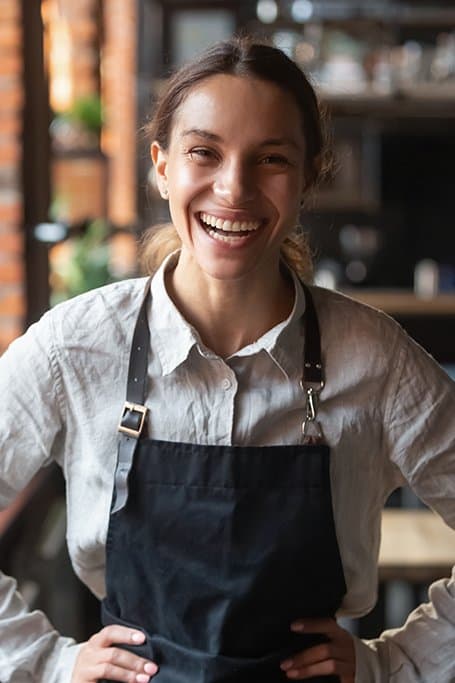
[170,74,304,145]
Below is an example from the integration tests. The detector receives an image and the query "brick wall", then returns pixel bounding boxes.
[103,0,137,227]
[0,0,138,353]
[50,0,100,103]
[0,0,25,353]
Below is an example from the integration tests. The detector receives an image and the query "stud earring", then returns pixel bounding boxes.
[162,188,169,199]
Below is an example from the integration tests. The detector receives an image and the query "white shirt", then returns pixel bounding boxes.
[0,254,454,682]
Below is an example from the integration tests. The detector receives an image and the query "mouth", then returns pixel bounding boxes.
[198,211,263,243]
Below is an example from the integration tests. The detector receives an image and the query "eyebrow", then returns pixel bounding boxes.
[180,128,301,150]
[180,128,221,142]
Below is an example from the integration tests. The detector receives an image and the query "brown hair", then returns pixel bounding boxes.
[141,36,332,280]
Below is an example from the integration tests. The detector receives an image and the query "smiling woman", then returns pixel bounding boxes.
[149,72,311,354]
[141,37,331,285]
[0,34,454,683]
[139,37,331,356]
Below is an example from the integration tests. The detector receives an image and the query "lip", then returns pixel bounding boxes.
[195,212,265,247]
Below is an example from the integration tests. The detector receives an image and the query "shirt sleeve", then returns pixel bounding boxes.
[354,326,455,683]
[0,312,81,682]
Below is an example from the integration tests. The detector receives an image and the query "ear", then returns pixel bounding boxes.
[151,141,169,199]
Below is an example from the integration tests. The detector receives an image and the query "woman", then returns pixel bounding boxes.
[0,38,454,683]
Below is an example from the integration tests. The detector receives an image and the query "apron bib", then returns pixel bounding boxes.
[101,282,346,683]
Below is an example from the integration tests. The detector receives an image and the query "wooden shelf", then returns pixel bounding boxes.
[341,289,455,316]
[322,90,455,119]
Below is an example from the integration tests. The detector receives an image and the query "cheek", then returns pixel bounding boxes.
[263,175,302,215]
[169,162,210,195]
[168,172,209,242]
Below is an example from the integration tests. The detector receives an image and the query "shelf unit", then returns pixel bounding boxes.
[323,90,455,120]
[341,289,455,315]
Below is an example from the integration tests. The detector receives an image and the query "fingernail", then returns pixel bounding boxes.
[131,631,146,643]
[291,622,304,632]
[281,659,294,671]
[136,675,150,683]
[144,662,158,675]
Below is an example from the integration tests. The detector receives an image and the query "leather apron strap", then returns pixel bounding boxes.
[112,279,152,514]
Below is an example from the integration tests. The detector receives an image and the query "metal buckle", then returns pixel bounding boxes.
[118,401,148,438]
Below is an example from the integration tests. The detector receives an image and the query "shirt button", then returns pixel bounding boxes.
[221,378,232,390]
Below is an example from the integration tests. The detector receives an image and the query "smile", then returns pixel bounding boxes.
[198,212,262,242]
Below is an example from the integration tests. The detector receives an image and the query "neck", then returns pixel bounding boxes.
[165,254,295,358]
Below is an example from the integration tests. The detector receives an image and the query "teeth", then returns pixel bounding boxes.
[207,228,248,243]
[200,212,261,233]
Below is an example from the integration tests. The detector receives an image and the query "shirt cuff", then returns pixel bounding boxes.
[353,635,385,683]
[48,641,82,683]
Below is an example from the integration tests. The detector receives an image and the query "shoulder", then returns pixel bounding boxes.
[309,285,403,347]
[306,286,408,384]
[43,277,149,354]
[309,284,454,393]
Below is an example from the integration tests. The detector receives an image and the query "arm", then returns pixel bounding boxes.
[0,312,80,682]
[0,310,159,683]
[354,569,455,683]
[355,329,455,683]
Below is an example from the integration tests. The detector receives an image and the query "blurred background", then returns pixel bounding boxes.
[0,0,454,648]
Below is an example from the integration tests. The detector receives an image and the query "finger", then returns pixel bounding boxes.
[91,661,154,683]
[290,617,339,635]
[91,625,146,648]
[88,648,159,683]
[281,643,346,670]
[98,646,159,676]
[283,658,354,679]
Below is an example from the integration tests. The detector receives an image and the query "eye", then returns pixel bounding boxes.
[260,154,290,166]
[187,147,217,163]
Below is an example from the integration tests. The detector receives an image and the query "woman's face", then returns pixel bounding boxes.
[151,74,306,283]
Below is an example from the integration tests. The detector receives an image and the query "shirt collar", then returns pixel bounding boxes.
[149,251,203,375]
[149,251,307,379]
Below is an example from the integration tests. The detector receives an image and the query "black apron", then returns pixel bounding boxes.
[101,282,347,683]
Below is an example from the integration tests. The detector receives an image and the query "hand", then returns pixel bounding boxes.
[71,625,159,683]
[280,617,355,682]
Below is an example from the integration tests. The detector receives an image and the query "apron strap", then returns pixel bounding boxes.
[300,283,325,444]
[112,279,152,513]
[300,283,323,387]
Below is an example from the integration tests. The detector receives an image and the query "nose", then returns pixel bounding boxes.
[213,158,255,205]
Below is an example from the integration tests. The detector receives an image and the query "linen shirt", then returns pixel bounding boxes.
[0,254,454,683]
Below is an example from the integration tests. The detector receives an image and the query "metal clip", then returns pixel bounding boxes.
[305,386,317,421]
[300,382,325,444]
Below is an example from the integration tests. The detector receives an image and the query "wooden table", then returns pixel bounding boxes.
[379,509,455,582]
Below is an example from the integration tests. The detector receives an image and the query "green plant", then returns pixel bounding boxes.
[50,219,113,305]
[70,94,103,133]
